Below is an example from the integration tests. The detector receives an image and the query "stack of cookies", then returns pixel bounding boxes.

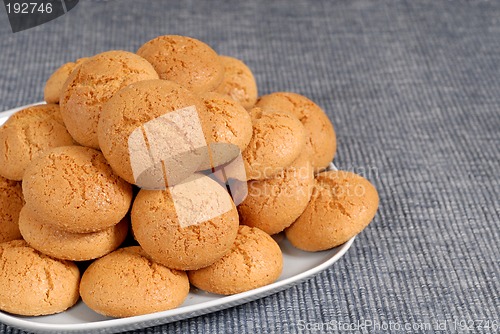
[0,35,379,318]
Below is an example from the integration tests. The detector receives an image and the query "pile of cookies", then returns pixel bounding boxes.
[0,35,379,318]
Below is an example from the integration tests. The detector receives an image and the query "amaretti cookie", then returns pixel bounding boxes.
[215,56,258,109]
[98,79,212,189]
[44,58,88,104]
[80,246,189,318]
[137,35,224,93]
[188,225,283,295]
[131,174,239,270]
[256,92,336,171]
[19,206,129,261]
[243,107,306,180]
[0,104,74,181]
[200,92,253,167]
[0,176,24,243]
[286,170,379,251]
[238,151,314,235]
[22,146,133,233]
[60,50,159,148]
[0,240,80,316]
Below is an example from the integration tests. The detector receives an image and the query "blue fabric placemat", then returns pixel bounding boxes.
[1,1,499,333]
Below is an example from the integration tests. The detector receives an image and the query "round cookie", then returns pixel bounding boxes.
[188,225,283,295]
[131,174,239,270]
[199,92,253,167]
[98,79,212,189]
[44,58,88,104]
[22,146,133,233]
[80,246,189,318]
[0,104,74,181]
[215,56,258,109]
[19,206,129,261]
[285,170,379,251]
[0,176,24,243]
[0,240,80,316]
[137,35,224,93]
[60,50,159,148]
[256,92,336,172]
[238,151,314,235]
[242,107,306,180]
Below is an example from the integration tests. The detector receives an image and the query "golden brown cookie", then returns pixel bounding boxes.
[131,174,239,270]
[199,92,253,167]
[44,58,88,104]
[256,92,336,172]
[238,151,314,235]
[188,225,283,295]
[215,56,258,109]
[0,240,80,316]
[19,206,129,261]
[242,107,306,180]
[22,146,133,233]
[0,104,74,181]
[80,246,189,318]
[285,170,379,251]
[60,50,159,148]
[98,79,212,189]
[0,176,24,243]
[137,35,224,93]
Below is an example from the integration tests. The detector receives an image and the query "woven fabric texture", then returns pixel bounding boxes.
[0,0,499,333]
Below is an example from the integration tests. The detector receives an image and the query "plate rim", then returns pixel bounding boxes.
[0,103,355,333]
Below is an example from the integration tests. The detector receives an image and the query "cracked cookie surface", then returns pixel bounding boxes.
[188,225,283,295]
[238,151,314,235]
[0,176,24,243]
[22,146,132,233]
[60,50,158,148]
[80,246,189,318]
[131,175,239,271]
[285,170,379,251]
[44,58,88,104]
[242,107,306,180]
[137,35,223,94]
[0,240,80,316]
[215,55,258,109]
[19,206,129,261]
[98,79,211,187]
[0,104,74,181]
[199,92,252,168]
[256,92,336,172]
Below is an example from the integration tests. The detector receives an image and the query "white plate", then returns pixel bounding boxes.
[0,103,355,334]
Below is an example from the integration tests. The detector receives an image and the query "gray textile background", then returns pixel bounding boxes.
[1,0,499,333]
